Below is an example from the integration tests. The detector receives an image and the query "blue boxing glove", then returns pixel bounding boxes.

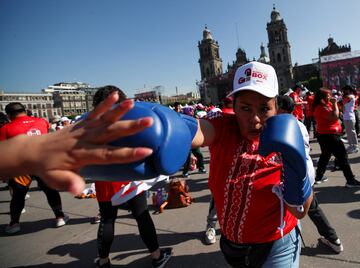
[79,102,198,181]
[258,114,312,207]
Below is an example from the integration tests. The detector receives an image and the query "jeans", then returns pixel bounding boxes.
[343,120,358,148]
[220,226,301,268]
[262,225,301,268]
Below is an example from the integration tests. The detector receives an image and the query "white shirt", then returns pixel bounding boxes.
[343,95,356,121]
[298,120,315,186]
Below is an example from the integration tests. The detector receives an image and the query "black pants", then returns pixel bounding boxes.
[308,193,338,242]
[9,176,64,225]
[304,116,316,137]
[97,192,159,258]
[183,148,205,174]
[316,134,355,182]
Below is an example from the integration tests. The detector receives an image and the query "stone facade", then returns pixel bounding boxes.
[198,26,223,81]
[42,82,95,116]
[0,91,62,120]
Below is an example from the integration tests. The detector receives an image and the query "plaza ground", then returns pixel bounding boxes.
[0,138,359,267]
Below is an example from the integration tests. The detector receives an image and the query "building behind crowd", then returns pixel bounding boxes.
[320,50,360,90]
[42,82,98,116]
[134,89,200,105]
[0,82,99,120]
[0,91,62,119]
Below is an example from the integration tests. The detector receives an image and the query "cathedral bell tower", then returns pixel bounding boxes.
[198,25,223,80]
[266,6,293,91]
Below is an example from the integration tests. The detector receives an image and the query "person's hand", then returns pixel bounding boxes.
[29,92,154,194]
[329,97,337,105]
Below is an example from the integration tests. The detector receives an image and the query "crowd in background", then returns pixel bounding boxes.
[1,80,359,267]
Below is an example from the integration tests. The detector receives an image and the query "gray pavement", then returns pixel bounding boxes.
[1,138,360,268]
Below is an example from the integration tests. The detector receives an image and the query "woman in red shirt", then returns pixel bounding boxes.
[93,86,172,268]
[193,62,313,267]
[312,88,360,187]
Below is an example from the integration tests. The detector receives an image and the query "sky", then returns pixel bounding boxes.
[1,0,360,97]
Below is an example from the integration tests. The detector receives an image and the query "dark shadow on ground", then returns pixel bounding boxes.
[0,217,93,237]
[9,230,226,267]
[11,251,229,268]
[184,177,209,193]
[347,209,360,219]
[301,239,360,266]
[348,155,360,165]
[313,185,360,204]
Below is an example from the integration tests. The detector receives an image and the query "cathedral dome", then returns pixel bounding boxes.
[203,25,213,40]
[271,6,282,22]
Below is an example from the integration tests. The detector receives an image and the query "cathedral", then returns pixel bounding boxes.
[198,6,294,104]
[197,6,354,104]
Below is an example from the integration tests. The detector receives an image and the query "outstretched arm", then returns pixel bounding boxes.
[191,118,216,148]
[0,93,153,195]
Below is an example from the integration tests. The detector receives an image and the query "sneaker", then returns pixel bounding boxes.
[55,215,69,227]
[152,248,172,268]
[5,223,20,234]
[320,237,344,253]
[24,193,30,200]
[345,179,360,188]
[96,258,111,268]
[21,208,26,214]
[183,173,189,178]
[92,214,101,224]
[341,138,348,144]
[331,165,341,172]
[199,168,207,174]
[347,146,359,154]
[314,176,328,185]
[204,227,216,244]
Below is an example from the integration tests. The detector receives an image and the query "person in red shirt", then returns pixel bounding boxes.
[304,91,316,137]
[193,62,313,267]
[289,85,307,121]
[312,88,360,187]
[0,102,69,234]
[220,96,235,115]
[0,93,154,195]
[92,86,172,268]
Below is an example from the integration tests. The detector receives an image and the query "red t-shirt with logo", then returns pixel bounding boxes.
[289,92,304,120]
[206,113,298,244]
[95,181,130,202]
[313,103,342,135]
[0,115,49,140]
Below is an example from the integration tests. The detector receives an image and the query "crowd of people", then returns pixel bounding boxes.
[1,61,360,268]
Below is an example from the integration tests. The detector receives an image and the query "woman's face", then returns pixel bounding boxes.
[323,91,331,102]
[234,90,277,141]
